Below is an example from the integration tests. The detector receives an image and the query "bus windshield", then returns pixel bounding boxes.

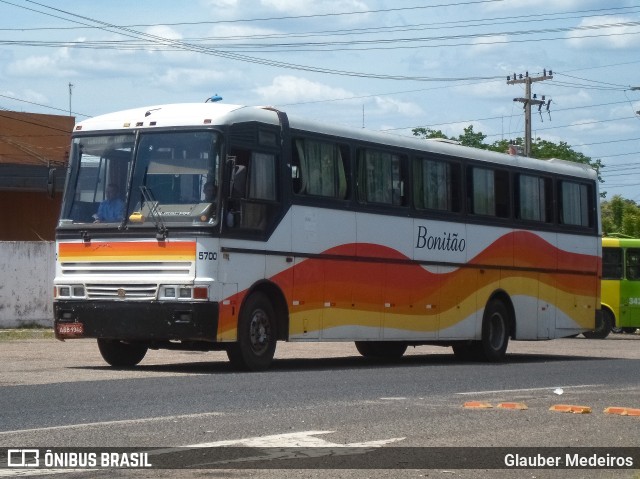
[59,130,221,227]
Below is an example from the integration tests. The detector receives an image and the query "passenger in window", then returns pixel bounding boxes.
[94,183,125,223]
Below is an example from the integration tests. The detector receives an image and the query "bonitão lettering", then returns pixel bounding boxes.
[415,226,466,252]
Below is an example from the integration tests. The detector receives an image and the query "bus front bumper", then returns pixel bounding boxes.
[54,300,218,342]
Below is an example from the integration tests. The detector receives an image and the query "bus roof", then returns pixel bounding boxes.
[74,102,598,181]
[603,236,640,247]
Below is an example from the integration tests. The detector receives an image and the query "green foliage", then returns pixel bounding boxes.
[411,124,631,228]
[603,195,640,237]
[412,125,604,186]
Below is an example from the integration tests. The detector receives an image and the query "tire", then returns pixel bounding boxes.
[227,292,277,371]
[583,309,612,339]
[97,339,148,368]
[478,299,510,362]
[355,341,407,359]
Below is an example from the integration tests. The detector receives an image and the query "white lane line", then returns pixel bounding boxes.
[0,430,405,476]
[456,384,603,396]
[0,412,224,436]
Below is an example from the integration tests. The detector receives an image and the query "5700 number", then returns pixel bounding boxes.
[198,251,218,261]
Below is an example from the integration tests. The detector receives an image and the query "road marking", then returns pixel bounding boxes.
[0,430,405,476]
[456,384,602,396]
[0,412,224,436]
[169,430,405,468]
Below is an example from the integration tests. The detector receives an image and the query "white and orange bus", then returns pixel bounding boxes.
[54,103,601,370]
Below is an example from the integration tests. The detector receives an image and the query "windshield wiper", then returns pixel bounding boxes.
[139,185,168,240]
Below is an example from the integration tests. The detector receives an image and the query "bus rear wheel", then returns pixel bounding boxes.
[354,341,407,359]
[478,299,510,361]
[97,339,148,368]
[227,292,277,371]
[583,310,612,339]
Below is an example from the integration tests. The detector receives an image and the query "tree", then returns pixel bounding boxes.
[412,125,604,186]
[602,195,640,237]
[412,124,625,228]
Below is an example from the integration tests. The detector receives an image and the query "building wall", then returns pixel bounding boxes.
[0,242,54,327]
[0,191,62,241]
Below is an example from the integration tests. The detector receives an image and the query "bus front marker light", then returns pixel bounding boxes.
[193,287,208,300]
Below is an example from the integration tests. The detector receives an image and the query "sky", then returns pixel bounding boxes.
[1,0,639,201]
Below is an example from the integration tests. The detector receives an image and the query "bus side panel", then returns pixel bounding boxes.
[555,233,600,333]
[619,278,640,329]
[600,279,620,326]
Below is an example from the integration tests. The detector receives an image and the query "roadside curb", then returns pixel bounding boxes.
[464,401,639,417]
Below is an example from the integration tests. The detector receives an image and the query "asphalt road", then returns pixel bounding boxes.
[0,334,639,479]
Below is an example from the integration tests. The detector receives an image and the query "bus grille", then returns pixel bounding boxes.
[85,284,158,300]
[60,261,192,276]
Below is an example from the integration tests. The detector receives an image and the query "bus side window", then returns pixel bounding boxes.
[226,148,277,232]
[516,174,552,223]
[602,247,623,280]
[413,157,461,212]
[559,181,592,227]
[292,138,349,199]
[357,148,407,206]
[468,166,510,218]
[626,249,640,281]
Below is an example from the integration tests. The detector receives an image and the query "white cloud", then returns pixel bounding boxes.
[7,50,76,78]
[254,75,355,104]
[484,0,592,11]
[567,16,640,49]
[470,35,509,52]
[373,96,423,116]
[568,118,599,131]
[260,0,368,16]
[152,68,227,90]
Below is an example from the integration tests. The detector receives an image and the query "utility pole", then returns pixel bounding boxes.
[68,82,73,116]
[507,69,553,157]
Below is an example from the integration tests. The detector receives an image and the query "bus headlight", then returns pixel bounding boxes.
[56,285,86,299]
[159,285,208,301]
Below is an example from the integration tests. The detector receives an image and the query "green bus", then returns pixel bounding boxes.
[596,236,640,338]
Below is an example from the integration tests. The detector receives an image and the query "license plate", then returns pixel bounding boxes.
[56,323,84,336]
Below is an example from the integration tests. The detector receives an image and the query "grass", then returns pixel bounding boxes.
[0,328,55,341]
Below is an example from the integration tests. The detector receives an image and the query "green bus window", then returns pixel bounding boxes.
[626,248,640,281]
[602,247,623,280]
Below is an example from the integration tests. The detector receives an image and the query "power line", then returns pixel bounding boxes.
[2,0,502,82]
[4,22,640,53]
[0,0,508,27]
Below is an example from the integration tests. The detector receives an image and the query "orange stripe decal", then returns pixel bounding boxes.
[59,241,196,261]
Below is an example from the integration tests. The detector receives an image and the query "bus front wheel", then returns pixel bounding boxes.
[97,339,148,368]
[227,292,277,371]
